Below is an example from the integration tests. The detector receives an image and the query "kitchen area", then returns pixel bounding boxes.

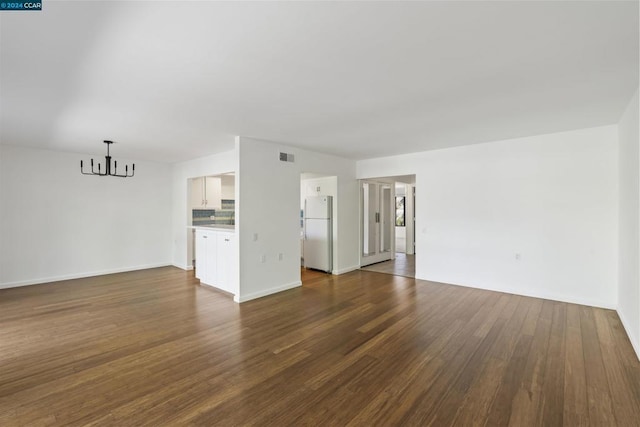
[300,174,337,274]
[188,173,236,296]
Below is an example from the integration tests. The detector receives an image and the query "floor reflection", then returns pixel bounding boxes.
[360,253,415,278]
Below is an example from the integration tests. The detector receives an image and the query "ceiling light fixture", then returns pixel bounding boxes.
[80,140,135,177]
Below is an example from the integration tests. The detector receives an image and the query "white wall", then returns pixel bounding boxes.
[395,183,414,254]
[0,144,172,288]
[358,125,619,309]
[237,136,358,302]
[171,149,236,270]
[301,176,338,208]
[618,87,640,359]
[395,226,406,253]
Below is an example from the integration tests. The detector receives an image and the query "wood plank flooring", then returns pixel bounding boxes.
[1,266,639,426]
[360,253,416,278]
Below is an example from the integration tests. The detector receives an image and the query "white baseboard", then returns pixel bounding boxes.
[234,280,301,303]
[617,308,640,362]
[419,275,617,310]
[333,265,360,275]
[0,263,171,290]
[172,263,194,271]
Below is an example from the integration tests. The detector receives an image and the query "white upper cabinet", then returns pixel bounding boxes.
[205,176,222,209]
[220,175,235,200]
[191,176,222,209]
[191,177,205,209]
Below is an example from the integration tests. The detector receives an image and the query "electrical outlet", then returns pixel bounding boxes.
[253,233,258,242]
[278,253,283,261]
[515,253,521,260]
[260,254,266,263]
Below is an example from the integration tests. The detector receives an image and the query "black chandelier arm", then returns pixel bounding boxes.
[110,160,135,177]
[79,141,135,178]
[109,167,135,178]
[80,159,104,176]
[80,159,134,177]
[80,164,96,175]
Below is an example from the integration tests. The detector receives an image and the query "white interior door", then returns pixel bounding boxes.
[361,181,393,266]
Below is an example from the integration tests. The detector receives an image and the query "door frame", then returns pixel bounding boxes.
[359,179,395,267]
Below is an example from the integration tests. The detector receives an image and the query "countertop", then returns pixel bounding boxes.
[187,225,235,231]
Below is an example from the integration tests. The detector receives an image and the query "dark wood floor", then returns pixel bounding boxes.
[1,267,639,426]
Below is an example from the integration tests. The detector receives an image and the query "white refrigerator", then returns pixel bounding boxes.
[303,196,333,273]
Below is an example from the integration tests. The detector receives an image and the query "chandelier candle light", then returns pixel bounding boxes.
[80,140,135,177]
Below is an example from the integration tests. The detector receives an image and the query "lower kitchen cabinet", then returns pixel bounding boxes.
[216,232,235,292]
[195,229,236,294]
[195,229,216,285]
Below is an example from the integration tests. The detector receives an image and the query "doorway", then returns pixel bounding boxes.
[360,180,394,267]
[187,173,235,273]
[359,175,416,278]
[300,173,338,274]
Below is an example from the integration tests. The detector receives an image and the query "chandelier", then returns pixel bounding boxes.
[80,140,135,177]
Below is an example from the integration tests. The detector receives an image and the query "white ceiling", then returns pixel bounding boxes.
[1,1,638,163]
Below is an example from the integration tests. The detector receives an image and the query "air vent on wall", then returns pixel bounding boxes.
[279,152,295,162]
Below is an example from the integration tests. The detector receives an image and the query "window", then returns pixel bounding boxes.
[395,196,405,227]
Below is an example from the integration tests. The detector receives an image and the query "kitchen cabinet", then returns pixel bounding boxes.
[195,229,217,286]
[216,231,235,292]
[220,174,235,200]
[191,177,205,209]
[195,229,236,294]
[191,176,222,209]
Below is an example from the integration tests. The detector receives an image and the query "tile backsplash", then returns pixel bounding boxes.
[192,200,235,226]
[192,209,216,219]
